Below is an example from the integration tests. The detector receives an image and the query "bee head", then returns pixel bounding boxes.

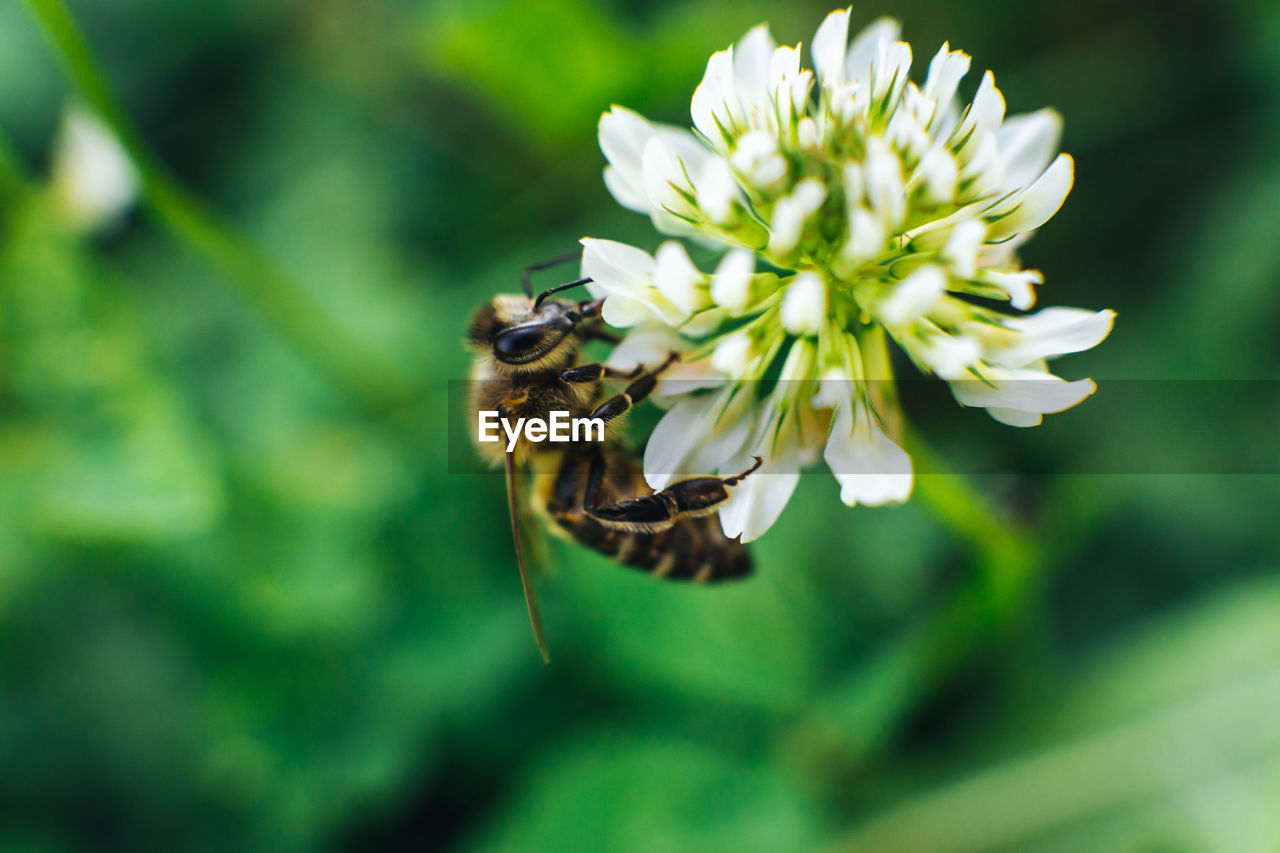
[468,295,598,371]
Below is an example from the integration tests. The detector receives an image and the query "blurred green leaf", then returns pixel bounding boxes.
[1,0,1278,850]
[837,575,1280,852]
[466,735,822,852]
[419,0,637,146]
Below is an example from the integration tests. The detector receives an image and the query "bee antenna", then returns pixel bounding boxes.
[520,249,584,300]
[534,277,593,310]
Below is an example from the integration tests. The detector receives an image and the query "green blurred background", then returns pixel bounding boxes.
[2,0,1279,850]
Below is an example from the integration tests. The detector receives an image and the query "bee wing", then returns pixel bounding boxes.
[506,450,551,663]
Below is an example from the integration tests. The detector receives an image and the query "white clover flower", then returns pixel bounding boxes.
[51,102,139,233]
[585,7,1115,542]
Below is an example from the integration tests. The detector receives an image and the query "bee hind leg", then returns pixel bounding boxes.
[585,456,763,532]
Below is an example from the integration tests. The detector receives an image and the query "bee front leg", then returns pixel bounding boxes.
[579,325,621,346]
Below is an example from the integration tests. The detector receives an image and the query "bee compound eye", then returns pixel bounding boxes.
[494,325,547,360]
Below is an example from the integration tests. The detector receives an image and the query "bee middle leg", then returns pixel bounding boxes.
[584,455,763,533]
[559,363,642,384]
[588,351,680,424]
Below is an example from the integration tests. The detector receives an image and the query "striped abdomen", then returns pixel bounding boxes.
[542,446,751,583]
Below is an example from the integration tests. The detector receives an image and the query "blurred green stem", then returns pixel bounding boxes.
[21,0,418,418]
[793,435,1043,769]
[0,129,25,193]
[909,438,1042,609]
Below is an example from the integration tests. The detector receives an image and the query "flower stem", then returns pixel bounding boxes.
[790,433,1043,769]
[0,128,25,194]
[908,437,1042,609]
[20,0,418,419]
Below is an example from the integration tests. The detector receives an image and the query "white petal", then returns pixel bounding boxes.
[695,156,740,224]
[776,69,814,129]
[598,107,653,211]
[959,131,1004,197]
[52,103,138,231]
[981,269,1041,309]
[824,400,913,506]
[967,71,1007,140]
[986,153,1074,239]
[813,365,854,409]
[691,49,738,147]
[913,146,958,203]
[812,8,850,88]
[888,109,931,161]
[603,165,649,213]
[778,337,817,382]
[912,331,981,379]
[842,162,864,207]
[769,204,805,256]
[922,43,971,112]
[598,105,649,165]
[678,307,729,338]
[837,206,886,270]
[828,80,870,124]
[997,108,1063,193]
[580,237,653,292]
[864,137,905,228]
[734,25,777,121]
[655,124,712,163]
[987,407,1045,427]
[845,17,902,86]
[687,410,753,476]
[871,39,912,102]
[901,82,936,128]
[607,324,687,371]
[731,129,788,186]
[719,464,800,542]
[769,44,801,84]
[901,201,988,245]
[796,116,820,150]
[641,136,697,219]
[710,331,753,375]
[974,229,1030,269]
[985,308,1116,367]
[941,219,987,279]
[653,241,710,315]
[879,266,946,326]
[950,367,1096,417]
[644,395,720,489]
[710,249,755,312]
[602,294,660,327]
[788,175,829,210]
[581,238,685,327]
[780,272,827,335]
[653,359,728,401]
[768,178,826,256]
[600,111,714,233]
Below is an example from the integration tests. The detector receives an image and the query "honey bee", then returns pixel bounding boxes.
[467,250,761,661]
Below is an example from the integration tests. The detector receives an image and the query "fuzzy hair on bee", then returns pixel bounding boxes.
[468,251,762,662]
